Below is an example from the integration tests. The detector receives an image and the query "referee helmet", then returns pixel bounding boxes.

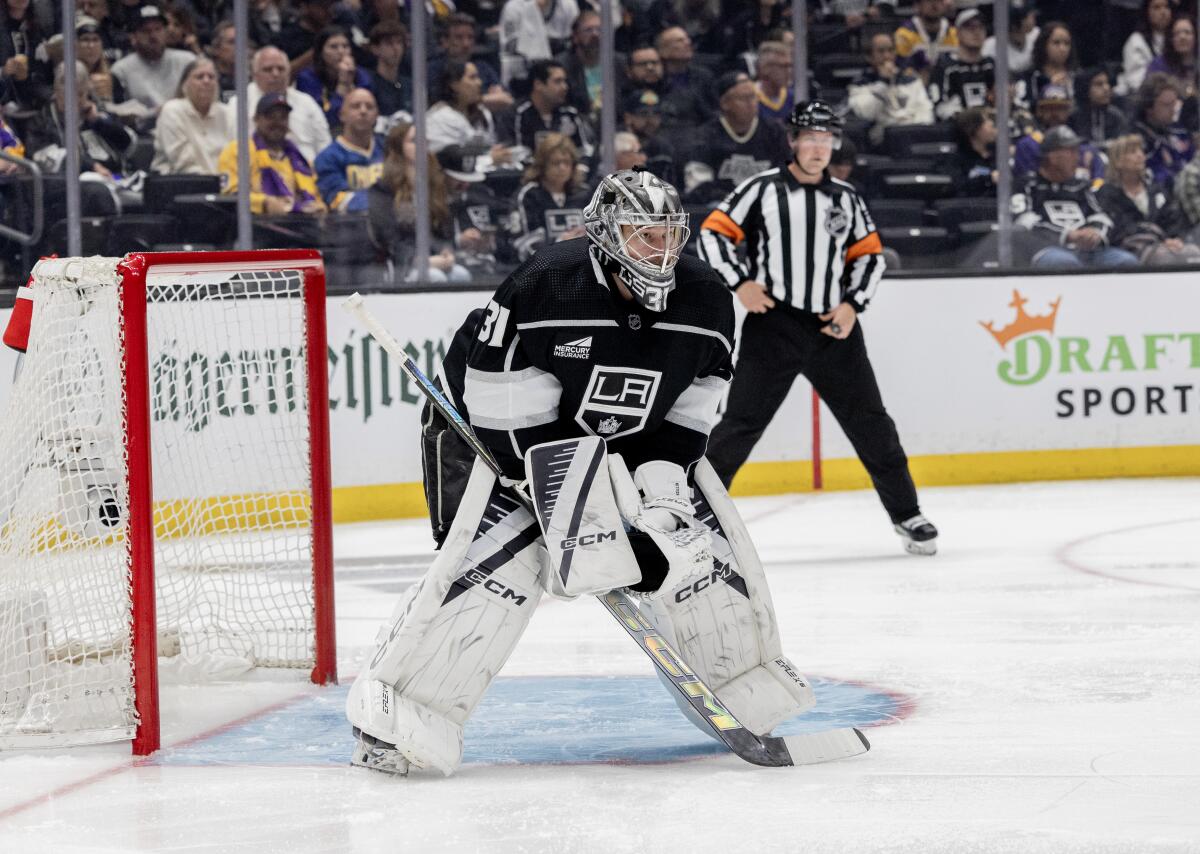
[583,167,690,312]
[787,100,843,147]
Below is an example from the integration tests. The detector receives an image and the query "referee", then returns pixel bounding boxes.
[698,100,938,556]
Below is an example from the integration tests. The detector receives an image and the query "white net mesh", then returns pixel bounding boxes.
[0,257,319,748]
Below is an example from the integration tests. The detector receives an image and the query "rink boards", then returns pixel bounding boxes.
[2,269,1198,521]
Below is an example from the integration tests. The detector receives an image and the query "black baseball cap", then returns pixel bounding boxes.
[255,92,293,116]
[623,88,662,115]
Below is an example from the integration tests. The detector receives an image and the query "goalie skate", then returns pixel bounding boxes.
[350,727,414,777]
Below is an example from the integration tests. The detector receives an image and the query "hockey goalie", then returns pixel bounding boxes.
[347,168,817,775]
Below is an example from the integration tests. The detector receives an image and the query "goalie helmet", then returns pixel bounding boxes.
[583,167,690,313]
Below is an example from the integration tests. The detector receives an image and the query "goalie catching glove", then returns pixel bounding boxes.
[610,457,713,598]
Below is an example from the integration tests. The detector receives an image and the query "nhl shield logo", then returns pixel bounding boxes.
[628,314,642,330]
[824,207,850,237]
[575,365,661,439]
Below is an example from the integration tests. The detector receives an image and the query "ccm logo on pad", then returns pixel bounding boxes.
[560,530,618,551]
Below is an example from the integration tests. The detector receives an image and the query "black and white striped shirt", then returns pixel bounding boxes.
[698,166,886,315]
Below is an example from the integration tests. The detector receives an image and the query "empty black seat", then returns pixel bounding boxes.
[103,214,179,255]
[883,123,957,159]
[866,199,926,228]
[168,193,236,247]
[878,172,955,201]
[40,217,110,257]
[814,53,868,88]
[128,137,156,173]
[933,197,998,227]
[144,174,221,214]
[879,225,952,260]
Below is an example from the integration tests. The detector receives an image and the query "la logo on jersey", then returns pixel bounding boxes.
[576,366,661,439]
[553,336,592,359]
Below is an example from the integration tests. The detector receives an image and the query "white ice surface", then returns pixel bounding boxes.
[1,478,1198,853]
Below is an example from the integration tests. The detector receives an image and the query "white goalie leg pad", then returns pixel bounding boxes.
[525,437,641,599]
[641,459,815,736]
[347,458,544,775]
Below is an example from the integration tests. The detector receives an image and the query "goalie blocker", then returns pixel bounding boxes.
[347,436,814,775]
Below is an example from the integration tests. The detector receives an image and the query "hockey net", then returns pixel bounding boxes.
[0,251,334,753]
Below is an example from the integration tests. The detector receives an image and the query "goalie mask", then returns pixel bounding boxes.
[583,168,690,312]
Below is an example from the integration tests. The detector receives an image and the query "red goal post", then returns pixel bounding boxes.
[0,250,335,755]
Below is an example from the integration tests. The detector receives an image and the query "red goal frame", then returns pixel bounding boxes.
[117,250,336,755]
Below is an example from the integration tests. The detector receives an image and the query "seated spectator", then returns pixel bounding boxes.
[1134,73,1195,186]
[514,132,588,260]
[1,0,52,111]
[1146,14,1198,124]
[152,57,230,175]
[754,40,794,125]
[511,59,593,167]
[1013,84,1104,183]
[1070,68,1129,145]
[80,0,129,62]
[1011,126,1137,269]
[276,0,333,61]
[930,9,994,121]
[367,120,470,284]
[614,130,646,171]
[315,88,384,212]
[848,33,935,149]
[430,14,511,115]
[1147,14,1197,91]
[656,27,717,111]
[248,0,287,52]
[622,44,708,132]
[500,0,576,88]
[439,145,519,274]
[640,0,727,55]
[110,5,195,111]
[427,61,513,166]
[207,20,238,103]
[556,9,604,121]
[894,0,957,77]
[1015,21,1076,111]
[828,136,863,193]
[952,105,998,196]
[1117,0,1171,96]
[228,46,331,165]
[76,16,125,107]
[218,93,326,216]
[366,21,412,119]
[164,2,202,55]
[295,27,373,132]
[983,0,1039,76]
[621,87,676,184]
[1096,133,1200,265]
[28,61,136,178]
[682,71,789,202]
[725,0,792,60]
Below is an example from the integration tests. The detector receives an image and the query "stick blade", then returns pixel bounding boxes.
[779,727,871,766]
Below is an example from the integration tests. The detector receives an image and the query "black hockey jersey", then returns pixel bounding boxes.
[512,101,595,161]
[441,238,735,480]
[681,117,791,203]
[1012,173,1114,245]
[928,54,995,121]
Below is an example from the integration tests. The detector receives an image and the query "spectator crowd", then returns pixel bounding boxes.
[4,0,1200,283]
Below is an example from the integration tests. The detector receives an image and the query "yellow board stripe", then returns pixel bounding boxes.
[328,445,1200,522]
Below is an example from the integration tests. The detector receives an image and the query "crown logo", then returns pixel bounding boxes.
[597,416,621,435]
[979,290,1061,349]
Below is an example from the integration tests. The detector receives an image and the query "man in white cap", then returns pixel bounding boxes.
[110,5,194,110]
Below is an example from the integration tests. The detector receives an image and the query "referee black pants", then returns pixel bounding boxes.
[706,306,920,524]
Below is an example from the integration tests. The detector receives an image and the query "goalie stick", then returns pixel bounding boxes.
[342,293,870,768]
